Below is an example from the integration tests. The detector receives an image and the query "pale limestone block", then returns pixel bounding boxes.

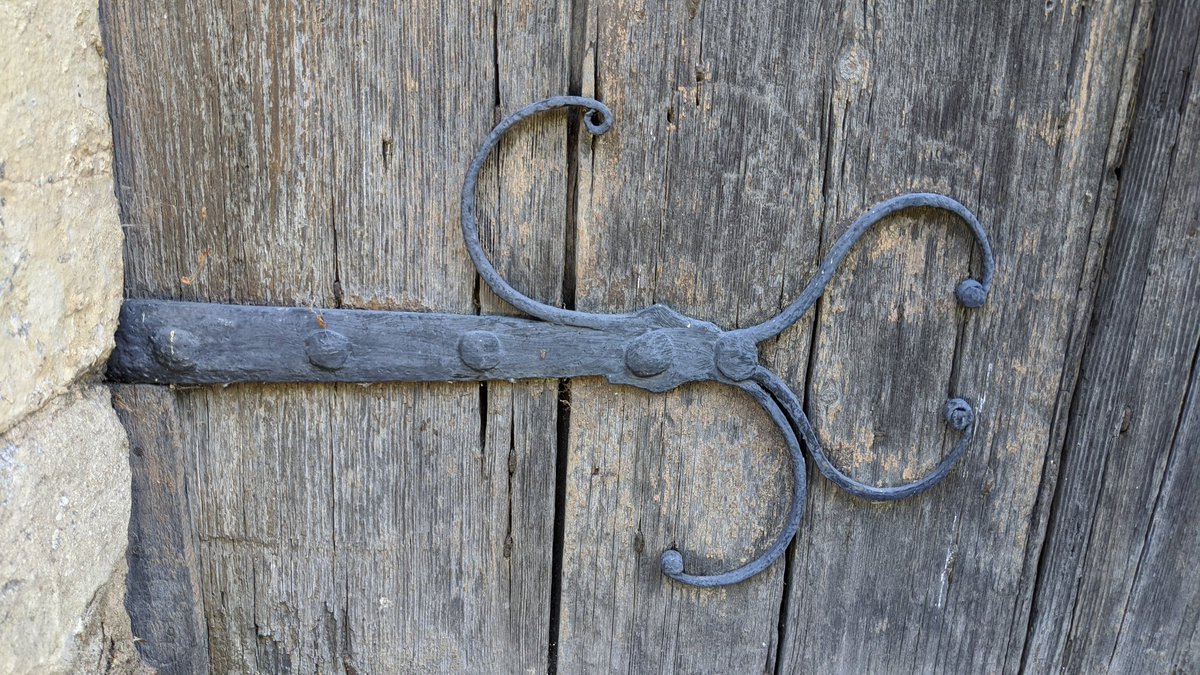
[0,386,134,673]
[0,0,124,433]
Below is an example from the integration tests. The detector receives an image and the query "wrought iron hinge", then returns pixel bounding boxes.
[109,96,996,588]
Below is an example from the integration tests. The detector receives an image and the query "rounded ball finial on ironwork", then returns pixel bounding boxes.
[660,549,685,576]
[943,398,975,432]
[955,279,988,309]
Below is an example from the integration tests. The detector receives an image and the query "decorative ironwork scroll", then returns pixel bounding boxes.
[110,96,995,588]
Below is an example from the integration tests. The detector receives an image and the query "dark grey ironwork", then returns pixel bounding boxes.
[109,95,996,589]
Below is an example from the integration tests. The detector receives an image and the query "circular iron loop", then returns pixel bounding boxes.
[461,95,994,587]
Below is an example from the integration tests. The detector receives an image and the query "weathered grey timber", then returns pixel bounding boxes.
[101,0,1199,672]
[1022,1,1200,671]
[769,1,1183,672]
[113,386,210,674]
[102,2,559,671]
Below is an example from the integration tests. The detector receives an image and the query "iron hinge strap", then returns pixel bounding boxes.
[108,95,996,589]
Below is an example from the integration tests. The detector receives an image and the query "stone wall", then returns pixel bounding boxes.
[0,1,140,672]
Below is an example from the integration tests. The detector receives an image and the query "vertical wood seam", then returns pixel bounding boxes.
[547,2,592,671]
[329,173,344,308]
[547,378,570,675]
[774,15,844,671]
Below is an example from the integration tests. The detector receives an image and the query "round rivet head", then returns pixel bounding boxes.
[955,279,987,309]
[459,331,502,371]
[306,329,351,370]
[625,330,674,378]
[150,327,199,371]
[714,334,759,381]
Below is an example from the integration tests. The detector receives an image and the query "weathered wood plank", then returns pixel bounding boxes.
[1107,362,1200,673]
[559,0,832,669]
[103,1,565,671]
[101,0,1200,672]
[776,1,1148,672]
[1023,1,1200,671]
[479,2,576,671]
[113,385,210,674]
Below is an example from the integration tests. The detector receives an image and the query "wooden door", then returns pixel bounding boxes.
[103,0,1200,672]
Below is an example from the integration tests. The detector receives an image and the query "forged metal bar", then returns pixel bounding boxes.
[110,299,728,390]
[109,95,995,590]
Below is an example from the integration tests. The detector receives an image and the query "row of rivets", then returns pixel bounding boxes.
[148,324,761,381]
[149,326,508,373]
[622,330,761,382]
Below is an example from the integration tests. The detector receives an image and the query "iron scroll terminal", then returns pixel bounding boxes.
[460,96,995,588]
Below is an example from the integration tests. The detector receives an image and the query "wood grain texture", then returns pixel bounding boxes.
[1023,1,1200,671]
[561,0,1154,672]
[1105,360,1200,674]
[558,0,827,669]
[114,385,210,674]
[480,2,575,671]
[771,1,1153,672]
[100,0,1200,672]
[103,1,564,670]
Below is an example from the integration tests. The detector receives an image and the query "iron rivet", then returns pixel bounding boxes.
[625,330,674,378]
[306,329,351,370]
[150,327,199,371]
[714,334,758,381]
[459,331,502,371]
